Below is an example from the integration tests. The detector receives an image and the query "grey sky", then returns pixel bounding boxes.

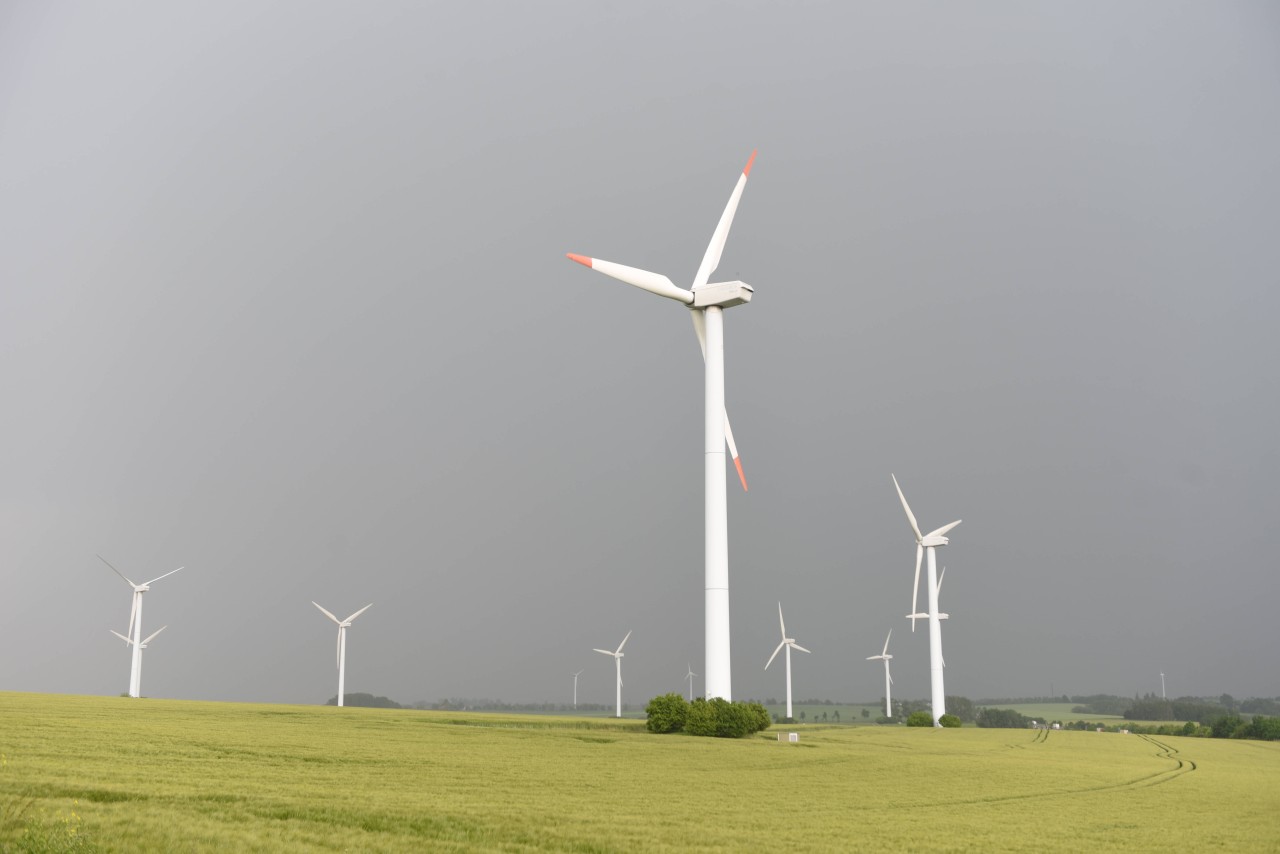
[2,1,1277,708]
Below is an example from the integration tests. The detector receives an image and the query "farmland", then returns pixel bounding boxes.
[1,692,1276,852]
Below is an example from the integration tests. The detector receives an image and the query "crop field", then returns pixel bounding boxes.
[1,692,1277,853]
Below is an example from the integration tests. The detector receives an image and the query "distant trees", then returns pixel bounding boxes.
[905,711,934,727]
[975,708,1031,729]
[944,696,976,723]
[326,693,402,708]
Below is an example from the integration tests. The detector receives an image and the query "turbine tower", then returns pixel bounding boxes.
[99,555,184,698]
[571,669,583,709]
[866,630,894,718]
[312,602,372,707]
[685,663,697,702]
[764,603,810,722]
[593,630,632,718]
[891,474,960,726]
[567,152,758,701]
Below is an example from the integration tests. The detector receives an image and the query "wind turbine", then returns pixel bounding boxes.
[312,602,372,707]
[866,630,894,718]
[593,630,632,718]
[891,474,960,726]
[99,555,184,698]
[567,152,758,701]
[109,625,167,697]
[571,669,583,709]
[685,663,697,702]
[764,603,810,722]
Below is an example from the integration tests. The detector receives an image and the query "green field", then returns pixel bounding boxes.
[1,692,1276,852]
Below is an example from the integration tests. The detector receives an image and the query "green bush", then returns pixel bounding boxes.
[685,698,717,736]
[680,697,771,738]
[938,714,961,728]
[645,693,689,733]
[747,702,773,733]
[906,711,934,727]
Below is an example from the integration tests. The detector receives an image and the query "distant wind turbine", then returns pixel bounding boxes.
[312,601,372,707]
[891,474,960,726]
[109,625,167,697]
[99,555,184,698]
[764,603,810,721]
[865,630,894,718]
[685,663,697,702]
[571,669,583,709]
[593,630,632,718]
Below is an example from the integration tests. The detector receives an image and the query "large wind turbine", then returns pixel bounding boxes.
[312,602,372,707]
[593,630,632,718]
[99,555,184,698]
[567,152,758,701]
[764,603,810,722]
[891,474,960,725]
[866,630,894,718]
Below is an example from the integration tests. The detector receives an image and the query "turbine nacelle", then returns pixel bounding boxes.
[692,281,753,309]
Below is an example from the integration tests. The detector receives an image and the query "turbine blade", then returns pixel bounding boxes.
[312,602,341,624]
[142,625,167,645]
[888,672,894,685]
[791,643,811,654]
[691,150,756,290]
[566,254,693,304]
[910,545,923,632]
[926,520,962,540]
[937,566,946,593]
[98,554,137,587]
[573,670,583,677]
[592,648,614,657]
[110,630,133,645]
[891,474,924,542]
[615,630,632,654]
[765,641,785,670]
[777,602,786,639]
[127,594,138,640]
[335,629,341,670]
[344,603,373,623]
[143,566,185,586]
[883,630,892,656]
[723,413,747,492]
[690,310,748,492]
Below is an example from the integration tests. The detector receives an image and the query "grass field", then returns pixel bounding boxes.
[1,692,1276,852]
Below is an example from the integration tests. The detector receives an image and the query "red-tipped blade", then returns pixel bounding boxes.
[733,456,748,492]
[743,149,757,176]
[566,253,592,268]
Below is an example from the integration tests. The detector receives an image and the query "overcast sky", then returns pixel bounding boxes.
[2,1,1277,709]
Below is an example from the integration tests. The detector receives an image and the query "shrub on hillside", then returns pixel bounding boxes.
[645,693,689,733]
[938,714,961,728]
[906,711,934,727]
[681,697,771,738]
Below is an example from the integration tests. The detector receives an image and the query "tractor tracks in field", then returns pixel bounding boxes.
[936,729,1197,810]
[1130,733,1197,786]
